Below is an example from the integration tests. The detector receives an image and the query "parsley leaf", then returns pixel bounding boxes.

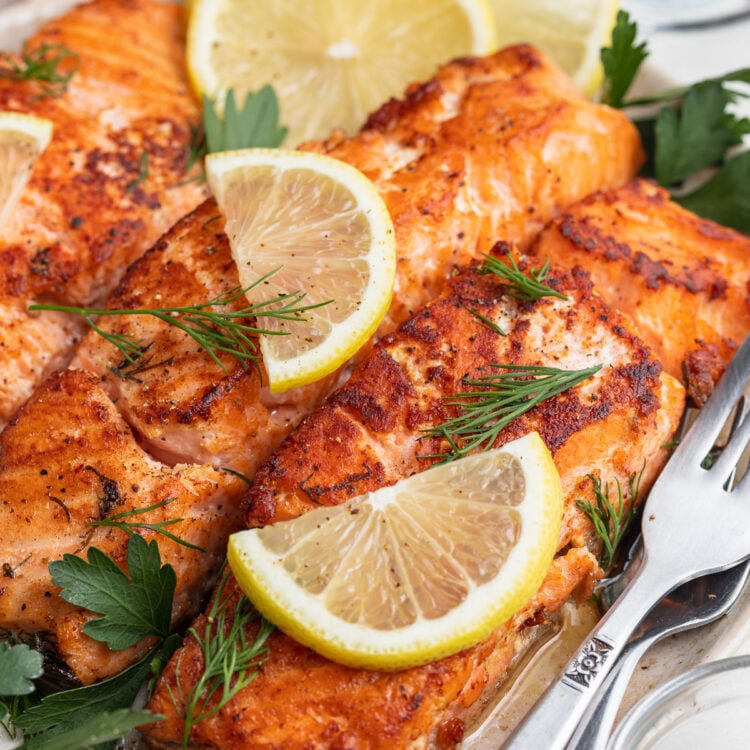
[600,10,750,233]
[15,638,177,737]
[654,81,746,185]
[0,642,43,697]
[20,708,159,750]
[204,86,288,153]
[600,10,649,108]
[48,534,176,651]
[677,150,750,235]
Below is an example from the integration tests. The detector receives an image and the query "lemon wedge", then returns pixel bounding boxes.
[0,111,52,231]
[228,431,563,670]
[488,0,619,95]
[187,0,498,145]
[205,147,396,393]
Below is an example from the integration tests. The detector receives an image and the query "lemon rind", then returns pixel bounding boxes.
[228,432,562,670]
[206,147,396,393]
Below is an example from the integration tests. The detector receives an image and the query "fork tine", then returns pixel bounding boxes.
[709,398,750,488]
[674,334,750,467]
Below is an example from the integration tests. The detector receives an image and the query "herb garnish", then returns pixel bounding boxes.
[184,85,288,175]
[29,271,327,375]
[468,255,566,335]
[0,44,80,99]
[169,569,273,749]
[109,343,174,382]
[600,11,750,233]
[479,254,567,302]
[576,463,645,571]
[126,151,150,194]
[204,86,288,152]
[601,11,649,109]
[425,363,602,461]
[88,498,205,552]
[0,642,44,735]
[49,533,176,651]
[14,636,179,750]
[0,642,43,699]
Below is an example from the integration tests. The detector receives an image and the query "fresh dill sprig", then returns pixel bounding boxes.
[169,569,274,749]
[87,498,205,552]
[126,151,150,194]
[185,121,207,175]
[221,467,253,485]
[109,343,174,382]
[576,463,645,571]
[479,254,567,301]
[28,270,329,374]
[425,363,602,461]
[0,44,80,99]
[469,309,507,336]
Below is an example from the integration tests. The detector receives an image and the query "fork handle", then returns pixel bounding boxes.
[502,562,669,750]
[566,635,653,750]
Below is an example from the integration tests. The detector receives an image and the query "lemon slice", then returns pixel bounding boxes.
[489,0,619,95]
[206,147,396,393]
[228,431,563,670]
[0,111,52,231]
[187,0,498,145]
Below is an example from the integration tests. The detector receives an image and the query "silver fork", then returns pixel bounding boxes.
[567,558,750,750]
[503,332,750,750]
[568,396,750,750]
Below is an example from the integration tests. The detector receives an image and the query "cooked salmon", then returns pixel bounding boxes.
[0,368,244,685]
[302,44,644,334]
[143,258,685,749]
[0,0,207,426]
[528,179,750,404]
[74,45,644,476]
[71,199,335,474]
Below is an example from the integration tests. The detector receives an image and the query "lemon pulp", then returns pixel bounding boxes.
[206,147,396,392]
[228,431,563,670]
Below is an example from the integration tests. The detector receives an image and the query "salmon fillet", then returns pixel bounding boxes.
[0,368,244,685]
[73,45,643,475]
[528,179,750,404]
[0,0,206,426]
[71,200,335,475]
[144,260,685,749]
[302,45,644,334]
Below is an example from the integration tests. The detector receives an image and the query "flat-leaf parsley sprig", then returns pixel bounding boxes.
[169,569,274,749]
[184,85,288,175]
[13,636,180,748]
[600,10,750,234]
[425,363,602,462]
[29,270,329,375]
[204,86,288,153]
[0,641,44,736]
[49,532,176,652]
